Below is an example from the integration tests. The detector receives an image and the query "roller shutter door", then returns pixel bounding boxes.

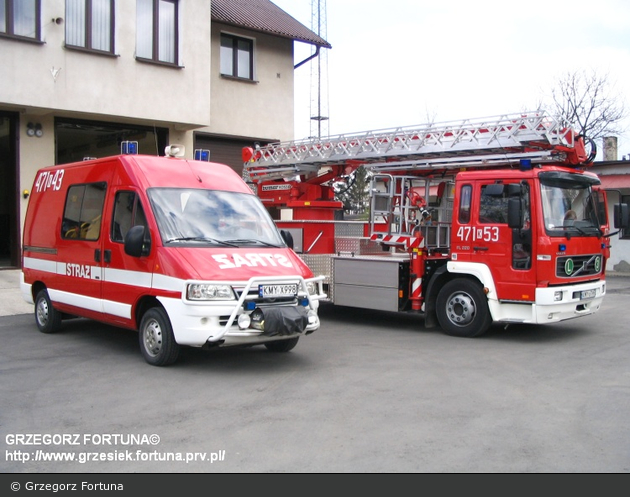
[194,134,275,177]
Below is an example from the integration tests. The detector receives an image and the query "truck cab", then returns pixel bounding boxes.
[441,166,610,336]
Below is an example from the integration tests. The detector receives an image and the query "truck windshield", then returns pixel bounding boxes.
[148,188,285,247]
[539,171,602,236]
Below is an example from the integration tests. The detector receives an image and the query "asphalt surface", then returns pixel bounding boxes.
[1,269,630,473]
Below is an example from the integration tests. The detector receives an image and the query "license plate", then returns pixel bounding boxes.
[580,289,596,300]
[259,283,298,298]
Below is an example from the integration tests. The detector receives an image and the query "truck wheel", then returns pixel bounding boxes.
[436,279,491,338]
[35,289,62,334]
[139,307,180,366]
[264,337,299,352]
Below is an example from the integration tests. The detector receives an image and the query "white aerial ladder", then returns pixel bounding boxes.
[242,111,594,185]
[243,110,594,251]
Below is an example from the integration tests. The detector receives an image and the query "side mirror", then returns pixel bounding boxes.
[280,229,294,249]
[507,197,523,229]
[124,225,150,257]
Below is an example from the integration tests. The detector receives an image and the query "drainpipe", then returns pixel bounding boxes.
[295,46,320,69]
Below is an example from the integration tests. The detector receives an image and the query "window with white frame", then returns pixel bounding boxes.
[0,0,41,41]
[65,0,114,53]
[220,33,254,80]
[136,0,178,65]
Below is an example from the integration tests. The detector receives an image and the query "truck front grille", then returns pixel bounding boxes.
[556,254,602,278]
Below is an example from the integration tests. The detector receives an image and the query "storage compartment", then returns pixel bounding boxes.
[332,255,409,312]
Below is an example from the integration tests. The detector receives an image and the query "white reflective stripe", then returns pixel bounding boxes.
[153,273,185,292]
[23,256,56,273]
[103,267,153,288]
[91,266,101,280]
[49,289,102,313]
[102,299,132,319]
[48,289,132,319]
[25,255,159,319]
[412,278,422,293]
[56,262,67,275]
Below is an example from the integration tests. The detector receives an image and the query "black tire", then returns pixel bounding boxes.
[138,307,180,366]
[436,278,491,338]
[34,289,62,334]
[264,337,299,352]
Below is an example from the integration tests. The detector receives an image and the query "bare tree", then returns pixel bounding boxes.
[549,69,627,142]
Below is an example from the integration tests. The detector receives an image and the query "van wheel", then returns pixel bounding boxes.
[139,307,180,366]
[436,279,491,338]
[264,337,299,352]
[35,289,62,334]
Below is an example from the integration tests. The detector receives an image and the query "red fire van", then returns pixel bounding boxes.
[21,147,324,366]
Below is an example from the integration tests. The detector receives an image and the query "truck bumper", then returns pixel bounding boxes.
[489,279,606,324]
[532,279,606,323]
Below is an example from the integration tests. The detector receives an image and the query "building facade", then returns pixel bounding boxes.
[0,0,330,269]
[590,159,630,272]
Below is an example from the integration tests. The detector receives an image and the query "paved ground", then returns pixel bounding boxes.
[3,268,630,473]
[0,270,32,317]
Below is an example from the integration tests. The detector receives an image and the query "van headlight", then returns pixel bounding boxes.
[187,283,235,301]
[306,280,319,295]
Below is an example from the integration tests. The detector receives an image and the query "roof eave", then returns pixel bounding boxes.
[212,20,332,49]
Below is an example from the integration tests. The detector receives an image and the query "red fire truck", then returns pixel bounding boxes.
[242,111,630,337]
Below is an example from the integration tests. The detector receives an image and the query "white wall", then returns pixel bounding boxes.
[209,23,295,141]
[0,1,212,127]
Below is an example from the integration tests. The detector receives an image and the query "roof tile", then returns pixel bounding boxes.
[211,0,331,48]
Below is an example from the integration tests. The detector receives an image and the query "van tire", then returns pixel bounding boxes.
[264,337,299,352]
[139,307,180,366]
[35,289,62,334]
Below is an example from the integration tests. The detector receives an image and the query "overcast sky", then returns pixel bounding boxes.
[272,0,630,159]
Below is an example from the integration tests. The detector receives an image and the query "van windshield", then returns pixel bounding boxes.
[148,188,285,247]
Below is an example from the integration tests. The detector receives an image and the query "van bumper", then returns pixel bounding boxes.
[157,297,320,347]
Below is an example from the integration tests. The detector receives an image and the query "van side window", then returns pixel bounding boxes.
[111,191,148,243]
[62,183,107,240]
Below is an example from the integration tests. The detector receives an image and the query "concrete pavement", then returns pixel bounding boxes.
[0,269,32,317]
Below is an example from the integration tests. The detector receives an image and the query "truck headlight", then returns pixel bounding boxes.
[187,283,235,301]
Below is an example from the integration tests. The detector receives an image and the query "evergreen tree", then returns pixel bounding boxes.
[335,166,371,218]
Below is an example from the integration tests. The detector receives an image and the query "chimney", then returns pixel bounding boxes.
[603,136,618,161]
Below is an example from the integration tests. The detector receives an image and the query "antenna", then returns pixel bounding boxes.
[309,0,329,139]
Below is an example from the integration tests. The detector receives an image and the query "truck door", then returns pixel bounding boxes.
[454,180,535,302]
[100,189,153,328]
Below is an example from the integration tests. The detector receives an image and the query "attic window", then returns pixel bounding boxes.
[220,33,253,80]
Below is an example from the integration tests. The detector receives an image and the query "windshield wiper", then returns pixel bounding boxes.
[563,224,588,235]
[166,236,237,247]
[224,238,282,247]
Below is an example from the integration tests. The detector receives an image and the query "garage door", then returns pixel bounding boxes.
[194,134,276,177]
